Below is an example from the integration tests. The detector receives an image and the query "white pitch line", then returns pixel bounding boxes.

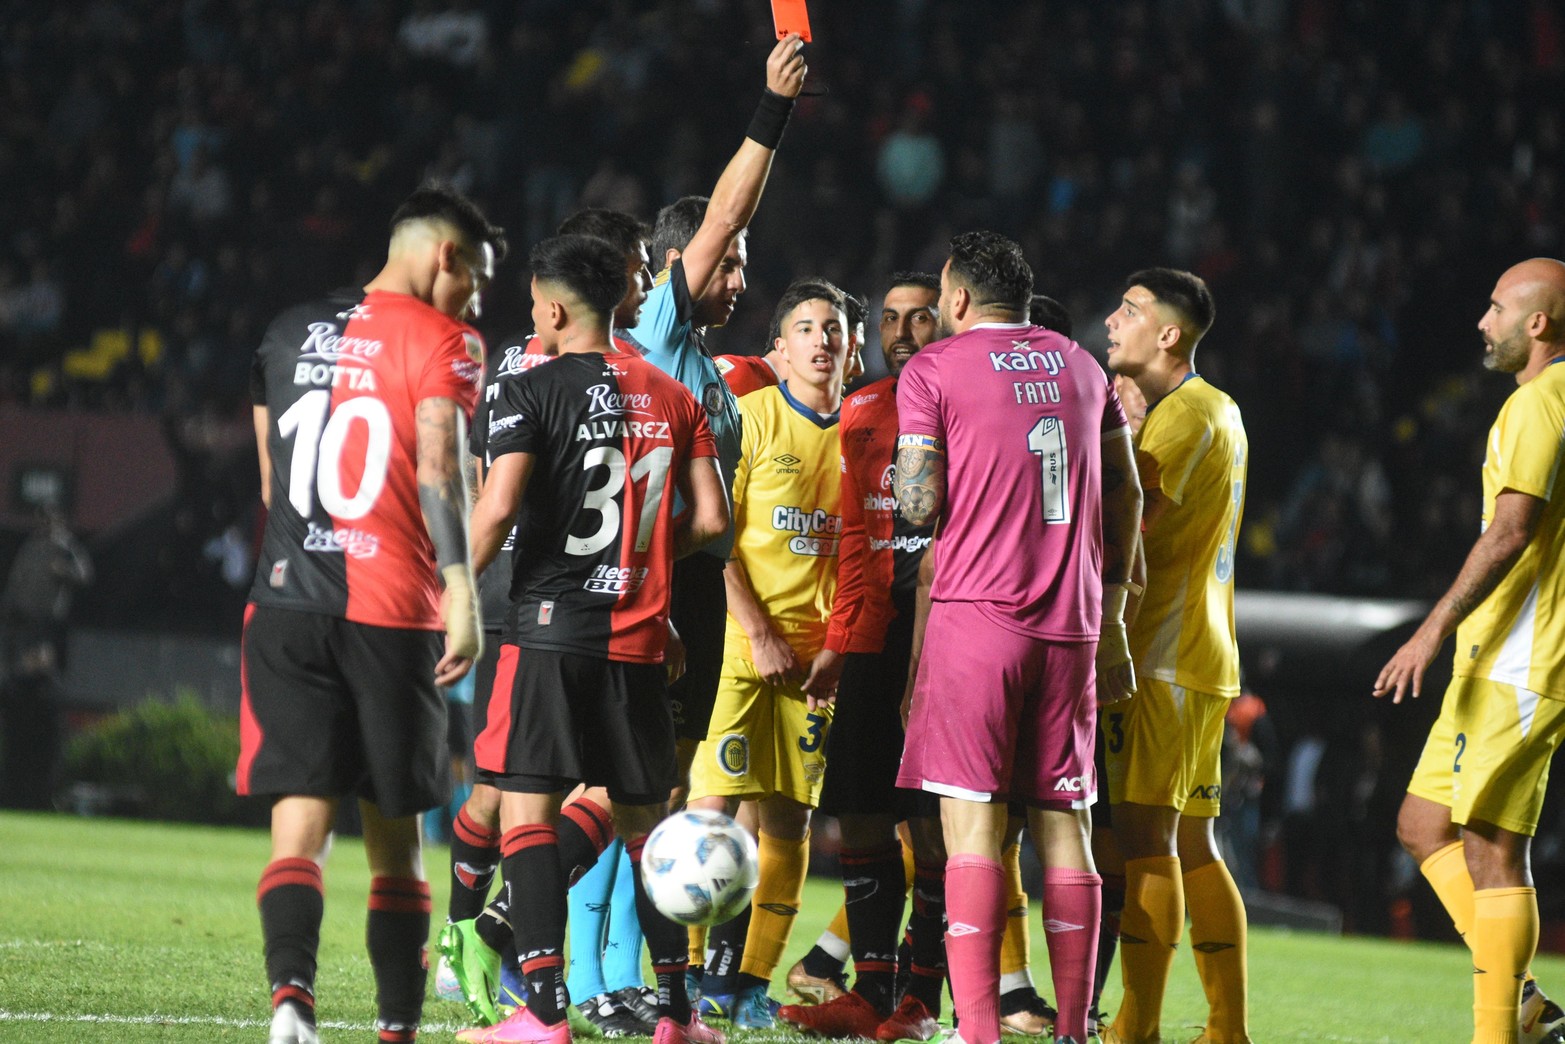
[0,1010,467,1032]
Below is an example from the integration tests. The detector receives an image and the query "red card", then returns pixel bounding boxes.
[771,0,812,43]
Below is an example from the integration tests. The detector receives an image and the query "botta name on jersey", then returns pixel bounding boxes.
[772,505,842,557]
[292,321,385,390]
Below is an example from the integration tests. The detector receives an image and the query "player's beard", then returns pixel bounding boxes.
[1483,326,1529,373]
[934,313,954,340]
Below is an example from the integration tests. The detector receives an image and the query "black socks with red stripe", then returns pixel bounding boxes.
[368,876,431,1041]
[502,823,569,1025]
[626,834,692,1024]
[842,843,906,1013]
[448,806,501,922]
[258,858,323,1028]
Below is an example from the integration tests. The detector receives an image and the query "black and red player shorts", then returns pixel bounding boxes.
[475,644,677,806]
[818,611,938,821]
[237,605,448,819]
[668,551,726,743]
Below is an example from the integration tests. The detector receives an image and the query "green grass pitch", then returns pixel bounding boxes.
[2,810,1558,1041]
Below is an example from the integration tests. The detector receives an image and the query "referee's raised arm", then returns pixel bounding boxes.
[673,33,806,299]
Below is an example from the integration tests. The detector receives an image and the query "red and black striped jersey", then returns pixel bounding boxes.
[825,375,935,654]
[486,350,717,663]
[249,289,483,630]
[470,333,646,631]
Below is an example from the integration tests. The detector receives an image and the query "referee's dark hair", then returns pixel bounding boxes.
[558,208,649,257]
[530,235,625,323]
[947,230,1033,314]
[391,181,508,261]
[1127,267,1215,345]
[1029,294,1073,338]
[650,196,710,268]
[887,270,940,296]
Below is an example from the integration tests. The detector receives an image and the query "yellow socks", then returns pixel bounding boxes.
[1000,843,1032,988]
[1471,887,1537,1044]
[739,831,810,981]
[689,924,707,967]
[1422,841,1476,945]
[1113,855,1183,1043]
[1183,860,1249,1044]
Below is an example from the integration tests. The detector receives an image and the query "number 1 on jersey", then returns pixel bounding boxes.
[1027,416,1071,524]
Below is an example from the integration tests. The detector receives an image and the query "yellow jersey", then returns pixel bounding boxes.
[1130,375,1247,698]
[1455,360,1565,700]
[726,383,843,660]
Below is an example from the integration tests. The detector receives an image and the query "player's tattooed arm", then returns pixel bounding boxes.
[416,397,472,571]
[463,450,483,510]
[1374,488,1543,703]
[418,395,481,683]
[894,434,946,528]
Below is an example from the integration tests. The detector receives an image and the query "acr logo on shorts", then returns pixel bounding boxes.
[717,734,749,777]
[1053,775,1089,792]
[1189,784,1221,800]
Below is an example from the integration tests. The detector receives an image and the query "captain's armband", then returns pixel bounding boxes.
[897,433,945,454]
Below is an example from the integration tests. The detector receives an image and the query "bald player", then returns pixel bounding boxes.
[1377,258,1565,1044]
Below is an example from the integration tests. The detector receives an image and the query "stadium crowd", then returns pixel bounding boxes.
[1,0,1562,609]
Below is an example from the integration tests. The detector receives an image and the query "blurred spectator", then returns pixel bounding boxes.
[1,504,93,677]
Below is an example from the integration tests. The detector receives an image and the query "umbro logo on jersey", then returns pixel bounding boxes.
[1043,918,1085,933]
[947,922,980,937]
[774,454,802,467]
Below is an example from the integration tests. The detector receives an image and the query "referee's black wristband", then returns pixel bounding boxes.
[746,89,795,150]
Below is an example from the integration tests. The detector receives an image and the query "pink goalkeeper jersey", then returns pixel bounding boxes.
[896,322,1128,641]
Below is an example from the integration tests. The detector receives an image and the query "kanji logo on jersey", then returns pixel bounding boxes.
[989,344,1064,374]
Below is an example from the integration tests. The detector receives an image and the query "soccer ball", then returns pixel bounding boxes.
[639,809,759,926]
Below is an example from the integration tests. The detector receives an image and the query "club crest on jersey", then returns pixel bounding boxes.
[269,559,288,588]
[303,522,380,559]
[702,382,726,416]
[717,734,749,777]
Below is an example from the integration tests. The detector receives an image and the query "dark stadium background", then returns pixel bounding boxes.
[0,0,1562,946]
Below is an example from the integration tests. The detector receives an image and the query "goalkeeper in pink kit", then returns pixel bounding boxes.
[894,231,1144,1044]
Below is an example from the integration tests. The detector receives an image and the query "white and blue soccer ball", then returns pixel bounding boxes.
[640,809,759,926]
